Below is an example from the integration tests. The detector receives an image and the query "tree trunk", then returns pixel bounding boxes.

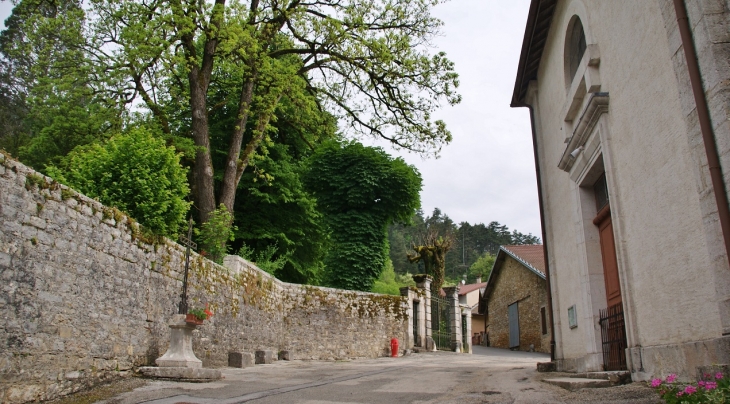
[218,91,283,212]
[181,0,225,223]
[189,68,217,223]
[218,72,257,212]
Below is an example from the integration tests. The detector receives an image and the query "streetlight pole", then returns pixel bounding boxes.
[178,218,196,315]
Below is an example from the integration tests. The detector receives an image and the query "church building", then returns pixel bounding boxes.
[511,0,730,380]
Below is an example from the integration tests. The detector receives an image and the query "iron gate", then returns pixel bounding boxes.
[461,314,468,350]
[431,295,451,350]
[599,303,627,371]
[413,301,419,346]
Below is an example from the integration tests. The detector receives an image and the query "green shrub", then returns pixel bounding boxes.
[47,127,190,237]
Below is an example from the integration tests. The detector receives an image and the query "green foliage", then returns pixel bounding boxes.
[1,0,123,167]
[61,0,460,226]
[467,253,496,284]
[237,243,289,276]
[47,127,190,237]
[196,205,235,265]
[371,260,416,296]
[187,308,209,321]
[304,141,422,291]
[215,82,335,285]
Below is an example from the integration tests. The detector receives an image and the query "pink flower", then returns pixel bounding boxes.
[650,378,662,388]
[698,380,706,387]
[676,392,684,397]
[684,385,697,395]
[705,373,712,379]
[705,381,718,390]
[716,372,724,380]
[666,374,677,383]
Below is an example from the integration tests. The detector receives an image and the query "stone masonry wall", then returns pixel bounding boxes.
[0,155,408,403]
[486,256,549,353]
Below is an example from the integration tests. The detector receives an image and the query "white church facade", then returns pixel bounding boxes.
[511,0,730,380]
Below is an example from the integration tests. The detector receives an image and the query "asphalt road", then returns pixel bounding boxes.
[96,347,660,404]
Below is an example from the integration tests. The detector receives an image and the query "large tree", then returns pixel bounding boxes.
[83,0,459,223]
[0,0,123,166]
[303,141,422,291]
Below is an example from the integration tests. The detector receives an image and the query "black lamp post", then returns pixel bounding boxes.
[178,218,196,315]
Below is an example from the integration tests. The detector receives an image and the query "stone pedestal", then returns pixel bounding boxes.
[155,314,202,368]
[139,314,221,381]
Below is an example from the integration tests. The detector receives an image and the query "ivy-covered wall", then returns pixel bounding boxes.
[0,155,408,404]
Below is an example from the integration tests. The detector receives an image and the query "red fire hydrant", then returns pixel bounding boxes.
[390,338,399,357]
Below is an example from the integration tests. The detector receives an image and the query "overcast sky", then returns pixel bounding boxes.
[0,0,542,238]
[373,0,540,237]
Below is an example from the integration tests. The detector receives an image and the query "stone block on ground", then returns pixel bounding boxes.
[575,371,631,384]
[255,350,275,364]
[278,350,291,361]
[543,377,612,391]
[537,361,556,372]
[139,366,221,382]
[228,352,255,368]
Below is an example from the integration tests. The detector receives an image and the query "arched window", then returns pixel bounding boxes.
[568,18,587,81]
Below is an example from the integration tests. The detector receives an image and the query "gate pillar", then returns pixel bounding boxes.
[461,305,472,354]
[400,286,426,349]
[447,287,463,353]
[414,275,435,351]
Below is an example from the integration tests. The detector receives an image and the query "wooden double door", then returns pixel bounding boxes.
[593,203,627,370]
[594,205,622,308]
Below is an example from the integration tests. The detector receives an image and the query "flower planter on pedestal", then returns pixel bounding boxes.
[138,314,221,382]
[185,313,204,325]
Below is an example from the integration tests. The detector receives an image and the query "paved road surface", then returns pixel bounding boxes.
[95,347,659,404]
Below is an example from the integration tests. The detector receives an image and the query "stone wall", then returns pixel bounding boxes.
[0,155,408,403]
[485,255,549,353]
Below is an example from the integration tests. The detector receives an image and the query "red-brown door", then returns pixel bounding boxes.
[594,205,622,307]
[592,175,627,370]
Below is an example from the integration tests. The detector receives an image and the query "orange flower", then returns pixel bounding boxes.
[204,302,213,318]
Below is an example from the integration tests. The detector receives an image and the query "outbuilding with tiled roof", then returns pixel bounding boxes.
[481,245,550,353]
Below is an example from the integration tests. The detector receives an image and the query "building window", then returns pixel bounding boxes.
[594,173,609,212]
[568,18,586,81]
[540,307,548,335]
[568,305,578,329]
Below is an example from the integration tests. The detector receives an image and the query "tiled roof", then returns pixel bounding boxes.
[482,244,547,306]
[458,282,487,296]
[501,245,546,278]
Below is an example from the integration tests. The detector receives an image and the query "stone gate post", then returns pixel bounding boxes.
[461,305,472,354]
[449,287,462,353]
[414,275,435,351]
[400,286,426,348]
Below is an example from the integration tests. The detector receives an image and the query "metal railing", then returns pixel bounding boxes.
[599,303,627,371]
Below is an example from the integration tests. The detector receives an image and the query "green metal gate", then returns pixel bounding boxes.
[462,314,468,350]
[413,301,419,346]
[431,295,451,350]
